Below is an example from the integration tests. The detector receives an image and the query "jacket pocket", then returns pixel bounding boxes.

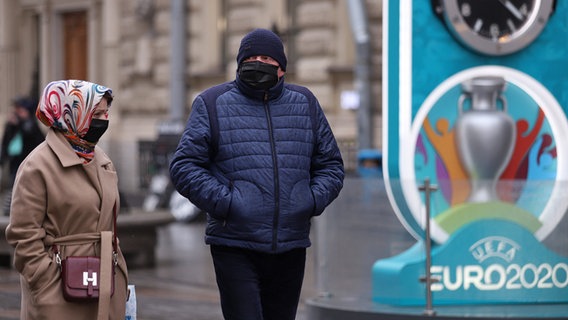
[227,180,265,225]
[289,179,315,219]
[278,179,314,241]
[207,174,232,220]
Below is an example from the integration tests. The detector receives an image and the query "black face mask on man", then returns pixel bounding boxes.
[83,119,109,143]
[239,61,279,90]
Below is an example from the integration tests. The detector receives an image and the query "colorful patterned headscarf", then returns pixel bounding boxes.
[37,80,113,161]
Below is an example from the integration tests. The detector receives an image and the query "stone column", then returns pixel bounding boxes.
[347,0,373,150]
[0,0,18,114]
[39,2,52,89]
[169,0,187,126]
[100,0,131,190]
[88,0,100,81]
[101,0,121,100]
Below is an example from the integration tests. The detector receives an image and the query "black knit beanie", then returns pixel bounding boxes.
[236,28,287,71]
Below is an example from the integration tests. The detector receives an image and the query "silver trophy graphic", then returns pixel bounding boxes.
[454,76,516,203]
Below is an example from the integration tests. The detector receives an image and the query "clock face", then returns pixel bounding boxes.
[440,0,555,56]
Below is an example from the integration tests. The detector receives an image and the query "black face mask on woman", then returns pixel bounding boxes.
[239,61,279,90]
[83,119,109,143]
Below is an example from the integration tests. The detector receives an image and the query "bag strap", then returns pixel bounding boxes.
[101,202,118,320]
[101,203,118,319]
[112,203,118,257]
[98,231,113,320]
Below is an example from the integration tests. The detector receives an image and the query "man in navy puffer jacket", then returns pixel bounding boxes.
[170,28,344,320]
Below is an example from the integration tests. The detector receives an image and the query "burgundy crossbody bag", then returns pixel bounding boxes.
[52,205,118,302]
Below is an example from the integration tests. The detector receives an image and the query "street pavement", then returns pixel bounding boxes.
[125,219,316,320]
[0,179,400,320]
[2,177,568,319]
[0,177,405,320]
[0,218,315,320]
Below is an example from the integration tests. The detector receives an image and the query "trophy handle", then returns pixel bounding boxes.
[457,93,470,114]
[498,95,507,112]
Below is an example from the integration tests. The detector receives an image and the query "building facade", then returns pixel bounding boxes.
[0,0,381,194]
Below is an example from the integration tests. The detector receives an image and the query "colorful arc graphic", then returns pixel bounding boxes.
[400,66,568,244]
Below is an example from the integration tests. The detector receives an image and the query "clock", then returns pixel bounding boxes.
[432,0,556,56]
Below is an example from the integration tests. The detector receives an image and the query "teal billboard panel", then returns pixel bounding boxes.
[375,0,568,306]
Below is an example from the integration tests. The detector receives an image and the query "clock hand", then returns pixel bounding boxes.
[498,0,525,20]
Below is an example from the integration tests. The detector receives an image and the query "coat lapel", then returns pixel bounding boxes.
[46,129,118,231]
[93,148,119,231]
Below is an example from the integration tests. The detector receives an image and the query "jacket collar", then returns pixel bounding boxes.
[235,74,284,101]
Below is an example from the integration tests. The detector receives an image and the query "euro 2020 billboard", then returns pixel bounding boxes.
[373,0,568,305]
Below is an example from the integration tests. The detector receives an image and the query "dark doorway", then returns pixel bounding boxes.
[62,11,88,80]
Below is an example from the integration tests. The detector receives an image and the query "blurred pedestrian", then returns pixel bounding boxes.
[170,28,344,320]
[0,96,44,214]
[5,80,129,319]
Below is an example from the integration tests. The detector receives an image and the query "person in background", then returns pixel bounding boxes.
[170,28,344,320]
[5,80,129,319]
[0,96,44,214]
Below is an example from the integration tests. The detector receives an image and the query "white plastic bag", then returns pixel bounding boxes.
[125,285,137,320]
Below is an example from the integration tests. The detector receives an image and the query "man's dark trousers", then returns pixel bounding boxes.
[210,245,306,320]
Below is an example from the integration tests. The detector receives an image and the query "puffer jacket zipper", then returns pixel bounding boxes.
[264,92,280,252]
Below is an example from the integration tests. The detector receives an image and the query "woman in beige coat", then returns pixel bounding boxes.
[5,80,128,319]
